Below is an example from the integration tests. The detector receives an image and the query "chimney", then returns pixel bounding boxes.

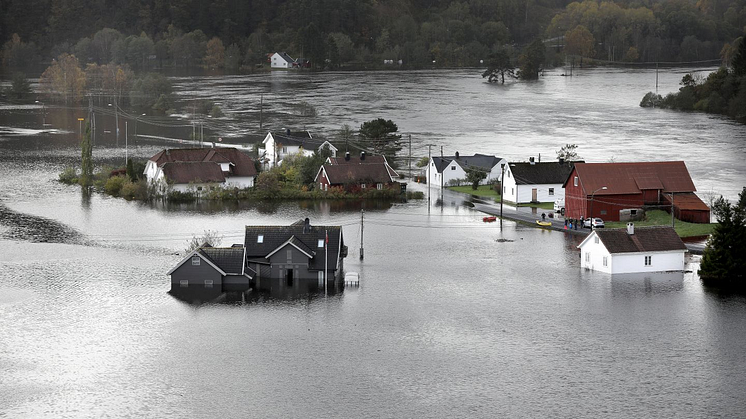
[558,157,565,164]
[627,222,634,235]
[304,217,311,233]
[345,151,350,161]
[455,151,460,158]
[529,156,535,165]
[165,149,170,156]
[360,151,366,161]
[538,153,541,163]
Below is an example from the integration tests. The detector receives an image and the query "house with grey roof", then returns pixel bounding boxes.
[270,52,296,68]
[426,152,506,188]
[577,224,687,274]
[168,244,252,293]
[245,218,347,292]
[502,158,579,204]
[259,130,337,169]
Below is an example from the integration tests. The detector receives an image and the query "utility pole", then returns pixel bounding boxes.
[114,98,119,146]
[440,146,444,196]
[500,164,505,229]
[427,145,433,215]
[671,192,675,228]
[655,62,659,95]
[325,229,328,296]
[408,134,412,180]
[125,121,128,165]
[259,94,264,132]
[359,209,364,260]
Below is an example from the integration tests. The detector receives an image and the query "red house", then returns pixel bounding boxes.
[563,161,710,223]
[314,152,399,192]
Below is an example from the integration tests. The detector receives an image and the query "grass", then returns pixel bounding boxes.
[448,185,501,200]
[605,209,715,238]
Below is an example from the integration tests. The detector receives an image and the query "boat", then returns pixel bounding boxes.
[483,216,497,222]
[536,220,552,227]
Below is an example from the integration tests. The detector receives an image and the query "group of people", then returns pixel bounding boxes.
[564,217,582,230]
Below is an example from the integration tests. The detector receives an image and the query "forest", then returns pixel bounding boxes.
[2,0,746,74]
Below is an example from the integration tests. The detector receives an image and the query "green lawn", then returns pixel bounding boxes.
[605,210,715,238]
[448,185,501,200]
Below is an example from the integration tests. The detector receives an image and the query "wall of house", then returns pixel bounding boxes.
[144,160,159,182]
[170,255,223,292]
[513,183,564,204]
[443,161,467,186]
[579,233,613,274]
[487,160,507,184]
[678,209,710,224]
[503,171,517,203]
[268,244,315,281]
[262,133,276,167]
[271,54,289,68]
[225,176,254,189]
[611,251,685,274]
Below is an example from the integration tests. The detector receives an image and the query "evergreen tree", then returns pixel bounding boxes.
[699,187,746,287]
[126,158,136,182]
[359,118,403,166]
[482,49,515,84]
[731,37,746,77]
[79,121,93,187]
[518,39,545,80]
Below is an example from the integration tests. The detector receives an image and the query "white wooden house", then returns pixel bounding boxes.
[270,52,295,68]
[502,159,576,204]
[259,130,337,169]
[577,224,687,274]
[426,152,506,188]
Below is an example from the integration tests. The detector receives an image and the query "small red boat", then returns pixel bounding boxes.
[483,216,497,222]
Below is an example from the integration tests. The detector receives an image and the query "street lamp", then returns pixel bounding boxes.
[35,100,46,126]
[589,186,607,228]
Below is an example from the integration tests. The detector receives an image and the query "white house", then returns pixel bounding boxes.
[144,148,257,194]
[426,152,506,188]
[502,159,577,204]
[577,224,688,274]
[270,52,295,69]
[259,130,337,169]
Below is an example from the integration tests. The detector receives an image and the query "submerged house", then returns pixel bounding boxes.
[244,219,347,291]
[259,130,337,169]
[168,245,252,293]
[502,158,578,204]
[577,224,687,274]
[315,152,400,191]
[144,148,257,193]
[426,152,506,188]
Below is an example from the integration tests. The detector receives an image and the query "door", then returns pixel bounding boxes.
[532,188,538,202]
[286,269,294,288]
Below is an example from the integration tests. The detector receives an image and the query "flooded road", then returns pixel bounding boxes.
[1,68,746,418]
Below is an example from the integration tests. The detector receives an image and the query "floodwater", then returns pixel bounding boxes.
[1,68,746,418]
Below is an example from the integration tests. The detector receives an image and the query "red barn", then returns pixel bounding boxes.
[562,161,710,223]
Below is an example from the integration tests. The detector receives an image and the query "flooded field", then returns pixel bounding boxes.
[1,68,746,418]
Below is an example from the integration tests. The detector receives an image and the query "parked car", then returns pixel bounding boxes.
[583,217,605,228]
[554,198,565,214]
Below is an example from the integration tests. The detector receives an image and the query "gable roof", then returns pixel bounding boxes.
[265,235,316,258]
[566,162,696,195]
[586,226,688,254]
[244,221,343,271]
[508,161,578,185]
[319,163,395,184]
[149,147,257,177]
[199,246,246,275]
[328,155,399,178]
[274,52,295,63]
[161,161,226,184]
[432,154,502,173]
[166,248,227,276]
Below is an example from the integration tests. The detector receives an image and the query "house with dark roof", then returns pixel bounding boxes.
[168,245,252,293]
[314,151,400,192]
[426,152,506,188]
[244,218,347,292]
[145,147,257,193]
[502,158,579,204]
[578,224,687,274]
[260,130,337,169]
[270,52,296,68]
[563,161,709,223]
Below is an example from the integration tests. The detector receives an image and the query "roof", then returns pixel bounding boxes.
[149,148,257,177]
[666,192,710,211]
[508,161,578,185]
[320,163,395,184]
[274,52,295,63]
[328,155,399,178]
[244,221,344,271]
[591,226,688,254]
[199,246,245,275]
[161,162,225,184]
[432,154,502,173]
[567,162,696,195]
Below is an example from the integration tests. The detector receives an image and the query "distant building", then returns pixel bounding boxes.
[426,152,506,188]
[259,130,337,169]
[502,158,578,204]
[563,161,709,222]
[144,148,257,193]
[270,52,295,68]
[315,152,400,191]
[577,224,687,274]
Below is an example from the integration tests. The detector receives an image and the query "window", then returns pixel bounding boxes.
[197,186,203,191]
[600,210,607,215]
[282,146,287,153]
[325,183,328,191]
[451,166,456,170]
[287,249,293,262]
[377,183,383,190]
[180,280,188,288]
[594,237,599,244]
[645,256,652,266]
[361,184,366,189]
[603,256,608,267]
[574,176,578,186]
[511,188,514,195]
[318,239,324,248]
[257,235,264,243]
[631,210,637,215]
[503,186,505,193]
[318,271,324,286]
[191,256,200,266]
[204,280,213,288]
[585,252,590,262]
[507,171,511,178]
[549,188,554,196]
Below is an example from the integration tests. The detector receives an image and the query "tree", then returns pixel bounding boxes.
[185,230,223,252]
[126,158,136,182]
[699,188,746,286]
[564,25,595,59]
[204,37,225,69]
[39,53,86,104]
[359,118,403,165]
[416,156,430,167]
[556,144,580,161]
[79,121,93,187]
[130,73,172,110]
[1,33,38,70]
[517,39,545,80]
[482,49,515,84]
[466,168,487,190]
[731,36,746,77]
[6,72,31,100]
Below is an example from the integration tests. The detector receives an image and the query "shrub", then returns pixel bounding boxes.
[168,190,196,202]
[104,175,127,196]
[59,166,79,184]
[120,179,148,200]
[640,92,662,108]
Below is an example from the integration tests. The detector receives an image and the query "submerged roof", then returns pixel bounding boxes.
[199,246,245,275]
[150,147,257,177]
[508,161,578,185]
[568,162,696,195]
[244,220,344,271]
[432,154,502,173]
[161,162,225,184]
[592,226,687,254]
[321,163,395,184]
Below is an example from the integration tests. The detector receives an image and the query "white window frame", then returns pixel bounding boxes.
[645,255,652,266]
[361,184,366,189]
[180,280,188,288]
[603,256,608,267]
[585,252,590,262]
[318,239,324,248]
[451,166,456,170]
[192,256,200,266]
[257,235,264,243]
[377,183,383,190]
[549,188,554,196]
[574,176,578,186]
[204,280,213,288]
[594,237,599,244]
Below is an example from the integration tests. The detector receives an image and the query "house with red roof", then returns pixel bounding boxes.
[145,147,257,193]
[563,161,709,223]
[314,151,399,192]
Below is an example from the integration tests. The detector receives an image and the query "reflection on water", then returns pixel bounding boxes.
[156,197,395,215]
[610,271,686,295]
